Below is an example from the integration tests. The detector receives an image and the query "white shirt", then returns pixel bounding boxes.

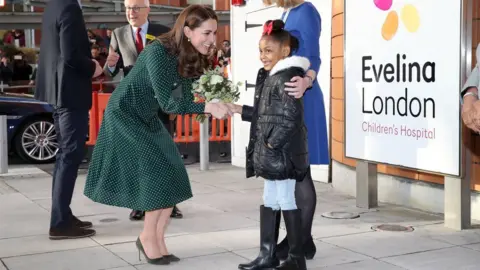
[131,21,149,48]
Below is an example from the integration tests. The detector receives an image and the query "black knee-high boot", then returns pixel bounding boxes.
[238,205,281,270]
[276,168,316,260]
[277,209,307,270]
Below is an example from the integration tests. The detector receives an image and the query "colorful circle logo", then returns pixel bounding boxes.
[374,0,420,41]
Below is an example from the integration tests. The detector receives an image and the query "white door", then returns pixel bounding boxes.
[230,4,283,167]
[243,6,283,93]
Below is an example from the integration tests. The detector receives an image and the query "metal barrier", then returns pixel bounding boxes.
[86,89,232,145]
[0,80,231,168]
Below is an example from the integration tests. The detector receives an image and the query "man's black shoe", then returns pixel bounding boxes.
[49,226,96,240]
[72,216,93,229]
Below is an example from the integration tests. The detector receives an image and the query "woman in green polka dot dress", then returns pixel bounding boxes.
[83,5,232,265]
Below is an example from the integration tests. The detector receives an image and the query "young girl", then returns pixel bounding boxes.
[231,20,310,270]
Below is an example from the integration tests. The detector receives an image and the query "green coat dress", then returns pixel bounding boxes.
[83,41,205,211]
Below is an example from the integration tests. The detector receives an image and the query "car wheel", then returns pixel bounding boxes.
[14,118,58,164]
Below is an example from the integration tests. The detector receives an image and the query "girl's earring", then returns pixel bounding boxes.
[188,38,191,42]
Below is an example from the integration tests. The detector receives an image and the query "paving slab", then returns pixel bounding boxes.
[87,212,150,245]
[2,163,480,269]
[33,195,121,217]
[189,190,263,213]
[0,234,98,258]
[172,211,259,234]
[315,259,405,270]
[0,193,50,239]
[412,223,480,246]
[381,246,480,270]
[174,199,226,217]
[0,181,16,195]
[195,226,283,251]
[106,234,227,265]
[2,246,128,270]
[355,206,443,227]
[322,231,453,258]
[310,212,375,239]
[0,165,47,178]
[135,252,247,270]
[233,240,370,269]
[105,267,137,270]
[4,175,86,200]
[464,242,480,251]
[189,181,229,195]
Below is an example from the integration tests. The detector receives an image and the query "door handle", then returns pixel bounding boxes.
[245,21,263,31]
[245,81,256,91]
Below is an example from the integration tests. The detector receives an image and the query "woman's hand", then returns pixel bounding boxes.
[204,102,233,119]
[284,76,311,99]
[226,103,243,114]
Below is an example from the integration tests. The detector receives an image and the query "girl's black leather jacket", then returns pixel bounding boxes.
[241,56,310,181]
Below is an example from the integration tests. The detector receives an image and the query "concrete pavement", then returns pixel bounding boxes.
[1,163,480,269]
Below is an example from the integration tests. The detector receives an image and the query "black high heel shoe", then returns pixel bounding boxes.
[165,254,181,262]
[136,238,170,265]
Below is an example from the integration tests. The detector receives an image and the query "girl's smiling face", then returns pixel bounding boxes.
[259,36,290,71]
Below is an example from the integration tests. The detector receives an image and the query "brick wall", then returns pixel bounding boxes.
[215,0,231,47]
[151,0,188,5]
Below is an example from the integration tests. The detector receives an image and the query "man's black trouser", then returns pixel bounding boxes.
[50,107,89,229]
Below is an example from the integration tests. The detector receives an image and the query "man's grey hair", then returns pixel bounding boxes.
[124,0,150,6]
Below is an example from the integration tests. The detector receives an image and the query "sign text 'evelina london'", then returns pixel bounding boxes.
[360,53,437,140]
[361,53,436,118]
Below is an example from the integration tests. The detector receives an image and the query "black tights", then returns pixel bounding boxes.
[279,167,316,244]
[294,167,316,237]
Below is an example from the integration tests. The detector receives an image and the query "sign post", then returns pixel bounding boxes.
[0,82,6,174]
[344,0,470,228]
[200,121,209,171]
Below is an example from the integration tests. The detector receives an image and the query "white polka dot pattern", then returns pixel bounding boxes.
[84,41,205,211]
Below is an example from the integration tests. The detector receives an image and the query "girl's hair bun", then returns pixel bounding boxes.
[262,19,285,35]
[270,19,285,32]
[261,19,299,56]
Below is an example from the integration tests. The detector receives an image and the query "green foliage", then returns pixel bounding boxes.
[191,66,242,122]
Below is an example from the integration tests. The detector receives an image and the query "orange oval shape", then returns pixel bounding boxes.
[381,11,399,41]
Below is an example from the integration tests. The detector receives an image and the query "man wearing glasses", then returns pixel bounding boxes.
[103,0,184,221]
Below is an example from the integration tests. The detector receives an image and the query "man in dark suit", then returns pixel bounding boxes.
[35,0,103,240]
[105,0,183,221]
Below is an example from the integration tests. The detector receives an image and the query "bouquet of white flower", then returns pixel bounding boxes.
[192,66,242,122]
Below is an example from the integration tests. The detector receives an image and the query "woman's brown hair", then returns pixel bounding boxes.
[157,5,218,78]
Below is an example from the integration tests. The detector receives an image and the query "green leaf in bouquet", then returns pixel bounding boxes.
[200,75,209,84]
[195,114,208,123]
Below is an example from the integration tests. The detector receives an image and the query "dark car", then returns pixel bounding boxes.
[0,92,58,164]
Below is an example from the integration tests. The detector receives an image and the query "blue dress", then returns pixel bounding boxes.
[282,2,329,165]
